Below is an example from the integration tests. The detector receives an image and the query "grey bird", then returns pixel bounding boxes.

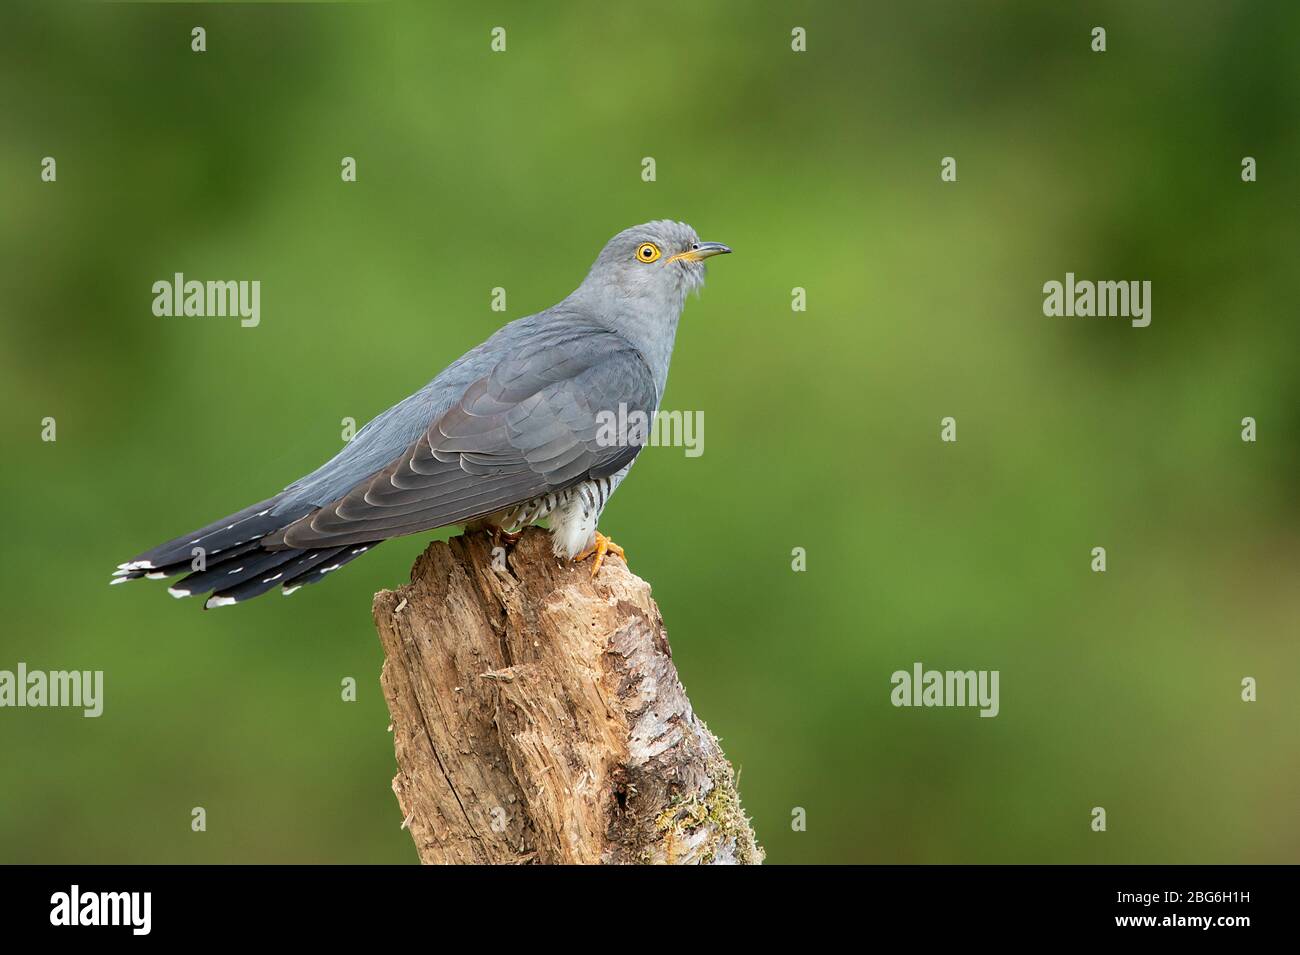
[112,221,731,608]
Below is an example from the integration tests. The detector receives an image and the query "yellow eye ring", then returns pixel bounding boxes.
[635,242,661,263]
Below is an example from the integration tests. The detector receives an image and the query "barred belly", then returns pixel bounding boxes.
[497,463,633,558]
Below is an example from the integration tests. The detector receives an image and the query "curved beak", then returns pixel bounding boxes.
[666,241,732,264]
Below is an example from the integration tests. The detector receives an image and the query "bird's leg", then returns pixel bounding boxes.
[484,524,525,551]
[575,531,626,577]
[496,526,525,547]
[476,520,524,548]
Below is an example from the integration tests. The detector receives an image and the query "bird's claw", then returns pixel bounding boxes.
[576,532,626,577]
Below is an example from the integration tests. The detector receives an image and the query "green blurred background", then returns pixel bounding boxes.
[1,0,1296,864]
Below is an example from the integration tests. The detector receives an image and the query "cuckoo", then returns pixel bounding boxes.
[112,221,731,608]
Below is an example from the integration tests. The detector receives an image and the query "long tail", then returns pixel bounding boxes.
[111,497,382,608]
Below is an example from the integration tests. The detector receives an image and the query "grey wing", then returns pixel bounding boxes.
[266,331,657,550]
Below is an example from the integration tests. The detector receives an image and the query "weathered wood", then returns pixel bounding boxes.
[373,528,762,865]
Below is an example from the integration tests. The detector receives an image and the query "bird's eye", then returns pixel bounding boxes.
[636,242,661,263]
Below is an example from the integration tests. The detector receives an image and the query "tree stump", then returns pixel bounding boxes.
[372,528,763,865]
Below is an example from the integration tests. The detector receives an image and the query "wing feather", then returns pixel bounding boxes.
[270,330,657,550]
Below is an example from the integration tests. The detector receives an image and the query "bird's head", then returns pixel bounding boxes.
[579,220,732,309]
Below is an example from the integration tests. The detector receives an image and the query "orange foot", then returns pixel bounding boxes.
[575,531,626,577]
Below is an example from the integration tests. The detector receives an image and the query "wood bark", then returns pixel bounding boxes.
[372,528,763,865]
